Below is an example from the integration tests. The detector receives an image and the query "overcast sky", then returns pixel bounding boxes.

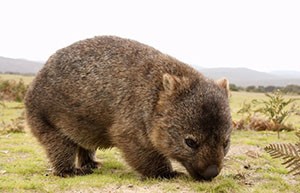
[1,0,300,72]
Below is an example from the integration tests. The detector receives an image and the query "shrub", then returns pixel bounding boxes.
[0,78,28,102]
[0,111,26,134]
[252,90,299,138]
[233,91,299,136]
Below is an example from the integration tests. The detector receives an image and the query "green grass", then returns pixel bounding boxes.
[0,74,34,85]
[0,101,24,123]
[0,131,299,192]
[1,83,300,192]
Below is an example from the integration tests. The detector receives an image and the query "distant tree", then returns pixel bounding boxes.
[257,86,265,93]
[283,85,300,95]
[234,84,300,95]
[265,86,278,93]
[229,83,239,91]
[246,85,256,92]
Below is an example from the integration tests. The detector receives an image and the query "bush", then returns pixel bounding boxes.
[0,78,28,102]
[252,90,299,138]
[0,111,26,134]
[233,116,295,132]
[233,91,299,137]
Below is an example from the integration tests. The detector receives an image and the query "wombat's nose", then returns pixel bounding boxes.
[202,165,219,180]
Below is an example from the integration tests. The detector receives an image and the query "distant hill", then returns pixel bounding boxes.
[0,56,299,86]
[0,56,44,74]
[269,70,300,79]
[199,67,300,87]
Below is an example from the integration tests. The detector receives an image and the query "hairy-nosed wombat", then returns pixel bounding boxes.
[25,36,232,181]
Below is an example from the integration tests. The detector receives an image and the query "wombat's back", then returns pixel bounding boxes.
[25,36,200,148]
[26,36,197,113]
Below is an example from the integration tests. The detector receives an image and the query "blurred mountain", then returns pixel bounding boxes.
[200,67,300,86]
[0,56,44,74]
[269,70,300,79]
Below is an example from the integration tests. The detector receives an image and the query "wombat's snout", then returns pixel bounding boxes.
[201,165,219,180]
[185,163,220,181]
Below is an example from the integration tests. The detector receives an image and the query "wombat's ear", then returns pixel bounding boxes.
[162,73,181,93]
[216,78,230,97]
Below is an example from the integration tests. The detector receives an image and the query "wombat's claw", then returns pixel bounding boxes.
[75,168,94,176]
[172,171,186,178]
[54,168,76,177]
[81,161,101,170]
[159,171,185,179]
[54,167,93,177]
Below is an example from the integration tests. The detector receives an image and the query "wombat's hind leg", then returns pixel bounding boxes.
[45,134,92,177]
[28,116,92,177]
[77,147,101,170]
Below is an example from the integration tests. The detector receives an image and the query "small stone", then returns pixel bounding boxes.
[0,170,7,175]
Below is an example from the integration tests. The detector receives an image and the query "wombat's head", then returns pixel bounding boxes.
[150,73,232,181]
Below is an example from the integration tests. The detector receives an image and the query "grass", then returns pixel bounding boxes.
[0,74,34,85]
[0,75,300,192]
[0,131,299,192]
[0,101,24,123]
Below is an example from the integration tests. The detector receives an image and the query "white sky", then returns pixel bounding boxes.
[1,0,300,72]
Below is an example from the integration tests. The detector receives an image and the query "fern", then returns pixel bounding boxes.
[265,131,300,175]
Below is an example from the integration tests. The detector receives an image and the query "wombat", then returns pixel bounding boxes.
[25,36,232,181]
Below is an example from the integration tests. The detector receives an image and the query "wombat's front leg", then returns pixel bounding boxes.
[119,144,179,179]
[77,147,101,170]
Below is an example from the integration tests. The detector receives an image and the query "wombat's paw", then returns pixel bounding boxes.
[75,168,94,176]
[54,168,77,177]
[54,167,93,177]
[160,171,185,179]
[81,160,101,170]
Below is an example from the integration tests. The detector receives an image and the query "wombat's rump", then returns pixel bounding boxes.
[25,36,232,180]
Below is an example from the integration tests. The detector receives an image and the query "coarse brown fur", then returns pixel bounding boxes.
[24,36,232,180]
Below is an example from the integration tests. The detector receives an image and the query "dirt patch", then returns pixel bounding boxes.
[65,183,196,193]
[227,144,263,157]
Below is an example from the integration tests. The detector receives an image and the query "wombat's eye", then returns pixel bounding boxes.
[185,138,198,149]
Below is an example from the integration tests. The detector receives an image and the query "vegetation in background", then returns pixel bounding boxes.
[0,102,25,134]
[0,73,34,85]
[0,113,25,134]
[252,90,299,138]
[230,83,300,95]
[0,78,28,102]
[233,91,299,138]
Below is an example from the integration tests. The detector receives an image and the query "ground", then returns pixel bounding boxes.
[0,126,299,192]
